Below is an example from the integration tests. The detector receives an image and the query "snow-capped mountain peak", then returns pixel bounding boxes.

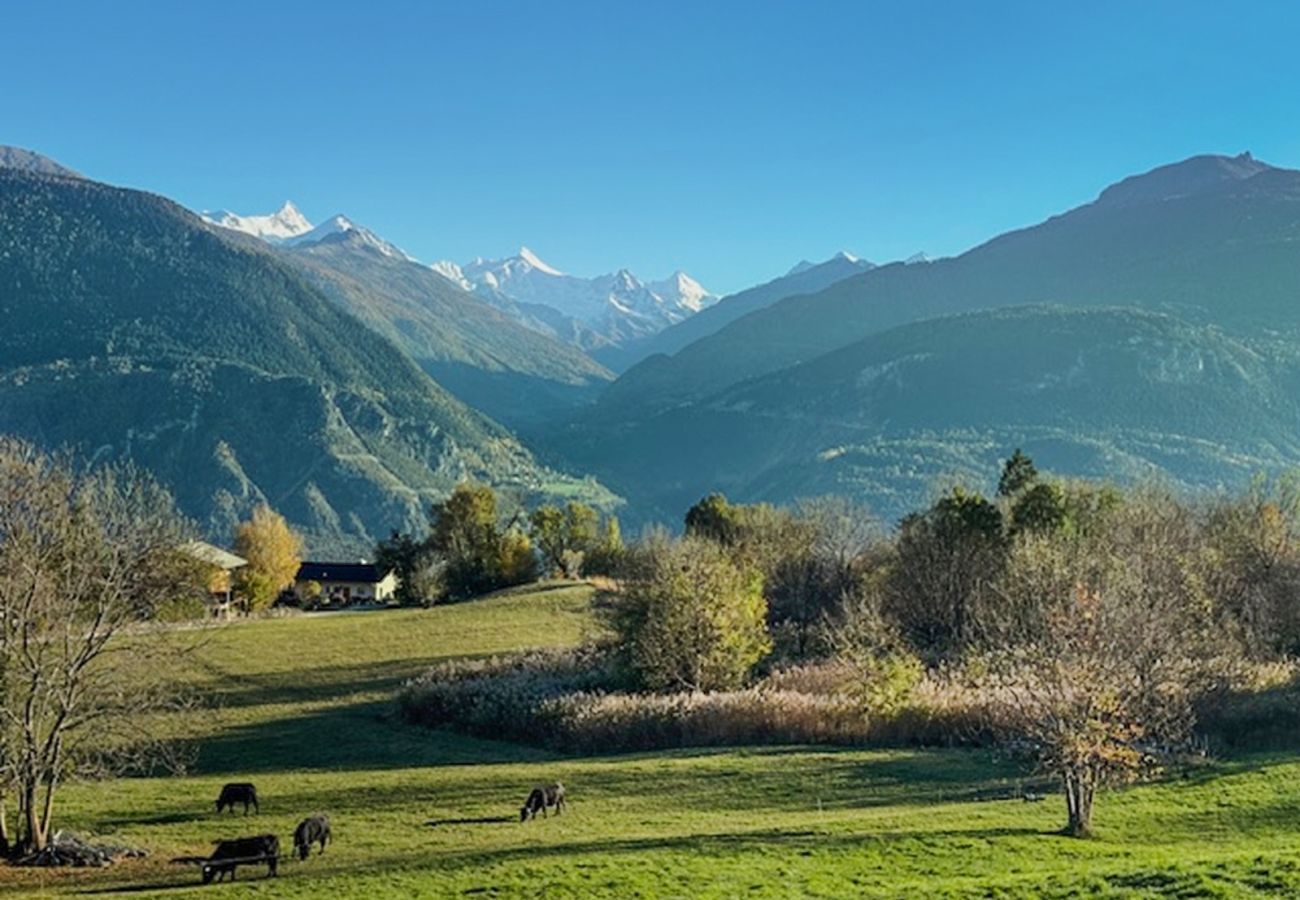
[201,201,313,243]
[284,213,415,261]
[432,247,718,349]
[430,259,471,289]
[518,246,563,276]
[202,200,414,261]
[646,271,713,312]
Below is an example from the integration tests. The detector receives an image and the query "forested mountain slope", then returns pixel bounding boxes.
[0,166,607,553]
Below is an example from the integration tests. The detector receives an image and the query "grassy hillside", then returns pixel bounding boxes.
[0,168,608,554]
[5,583,1300,897]
[284,234,613,429]
[549,306,1300,525]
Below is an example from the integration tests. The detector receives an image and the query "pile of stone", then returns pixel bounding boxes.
[17,830,148,867]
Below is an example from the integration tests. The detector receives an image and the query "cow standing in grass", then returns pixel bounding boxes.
[201,834,279,883]
[294,814,332,859]
[520,783,566,821]
[215,783,259,815]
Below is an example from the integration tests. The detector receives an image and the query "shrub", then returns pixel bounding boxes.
[399,646,997,753]
[610,536,770,691]
[398,645,619,744]
[537,689,869,754]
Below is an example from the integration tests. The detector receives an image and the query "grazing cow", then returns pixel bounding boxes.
[201,834,279,883]
[519,782,566,821]
[293,813,332,860]
[215,782,259,815]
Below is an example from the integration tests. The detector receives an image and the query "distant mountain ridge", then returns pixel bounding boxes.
[205,202,720,352]
[601,251,875,372]
[598,152,1300,417]
[434,248,718,352]
[537,151,1300,525]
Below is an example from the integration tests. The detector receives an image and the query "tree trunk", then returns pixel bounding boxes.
[22,779,44,854]
[1062,771,1095,837]
[38,774,55,851]
[0,793,10,859]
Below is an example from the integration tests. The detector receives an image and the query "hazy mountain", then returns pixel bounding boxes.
[435,248,718,351]
[279,228,614,429]
[603,152,1300,415]
[549,306,1300,524]
[0,145,81,178]
[0,164,611,554]
[600,251,874,373]
[536,152,1300,523]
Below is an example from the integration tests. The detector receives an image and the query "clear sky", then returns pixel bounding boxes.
[5,0,1300,293]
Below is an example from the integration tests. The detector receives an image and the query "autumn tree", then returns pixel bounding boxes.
[530,501,600,577]
[610,536,770,691]
[582,515,625,577]
[428,483,536,599]
[0,439,206,855]
[232,505,304,612]
[973,493,1239,837]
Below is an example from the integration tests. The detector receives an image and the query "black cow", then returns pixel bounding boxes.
[293,813,332,860]
[201,834,279,883]
[520,782,566,821]
[215,782,259,815]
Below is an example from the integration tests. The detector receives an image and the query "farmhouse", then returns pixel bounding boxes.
[294,561,399,606]
[182,540,247,618]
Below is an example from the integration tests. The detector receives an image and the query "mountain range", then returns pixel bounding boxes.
[205,202,719,356]
[600,251,874,373]
[0,150,613,554]
[541,152,1300,524]
[433,248,718,356]
[6,143,1300,543]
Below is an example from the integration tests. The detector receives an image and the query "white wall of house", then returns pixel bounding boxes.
[295,573,399,604]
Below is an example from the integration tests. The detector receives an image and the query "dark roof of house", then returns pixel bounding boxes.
[295,562,391,584]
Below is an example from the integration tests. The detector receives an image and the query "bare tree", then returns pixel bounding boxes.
[972,493,1240,837]
[0,438,205,855]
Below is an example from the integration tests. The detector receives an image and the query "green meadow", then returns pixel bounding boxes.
[5,582,1300,898]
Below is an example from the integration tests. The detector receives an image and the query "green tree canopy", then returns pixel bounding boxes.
[998,448,1039,497]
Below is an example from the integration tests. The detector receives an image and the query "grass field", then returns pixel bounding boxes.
[4,581,1300,898]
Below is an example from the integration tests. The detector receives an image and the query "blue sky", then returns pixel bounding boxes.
[5,0,1300,293]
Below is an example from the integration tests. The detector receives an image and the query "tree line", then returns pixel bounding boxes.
[375,484,623,605]
[2,432,1299,850]
[600,451,1300,837]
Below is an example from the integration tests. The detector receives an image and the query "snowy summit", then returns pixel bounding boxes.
[201,201,313,243]
[432,247,719,349]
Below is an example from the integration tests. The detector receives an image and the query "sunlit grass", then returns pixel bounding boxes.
[2,581,1298,897]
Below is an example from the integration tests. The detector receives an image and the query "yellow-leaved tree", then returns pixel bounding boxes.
[233,505,304,612]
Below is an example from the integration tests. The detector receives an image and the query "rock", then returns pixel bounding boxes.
[16,830,148,867]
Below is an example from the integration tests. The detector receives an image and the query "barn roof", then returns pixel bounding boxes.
[182,540,247,570]
[295,562,391,584]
